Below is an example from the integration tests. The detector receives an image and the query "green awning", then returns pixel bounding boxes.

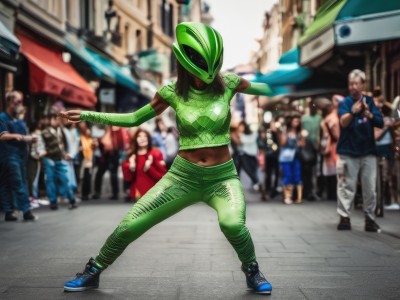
[66,40,115,82]
[335,1,400,46]
[85,48,139,92]
[299,0,346,44]
[337,0,400,20]
[137,49,167,73]
[65,39,139,92]
[254,48,312,96]
[278,47,298,64]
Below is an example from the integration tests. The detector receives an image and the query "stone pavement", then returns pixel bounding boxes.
[0,189,400,300]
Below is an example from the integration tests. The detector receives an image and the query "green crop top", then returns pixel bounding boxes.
[80,73,262,151]
[157,72,240,150]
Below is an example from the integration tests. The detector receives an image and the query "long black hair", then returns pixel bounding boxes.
[286,116,302,134]
[175,62,225,101]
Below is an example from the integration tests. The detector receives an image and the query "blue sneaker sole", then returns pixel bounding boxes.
[64,285,98,292]
[247,287,272,295]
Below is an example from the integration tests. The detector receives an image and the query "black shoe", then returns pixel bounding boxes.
[50,203,58,210]
[68,202,78,210]
[5,212,18,222]
[92,194,100,200]
[242,262,272,294]
[64,258,102,292]
[23,210,38,221]
[365,216,381,233]
[307,194,321,201]
[81,196,89,201]
[269,191,278,199]
[109,195,119,200]
[124,196,136,203]
[337,216,351,230]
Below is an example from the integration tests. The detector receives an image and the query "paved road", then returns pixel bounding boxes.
[1,188,400,300]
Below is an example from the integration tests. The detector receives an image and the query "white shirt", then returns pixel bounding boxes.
[238,132,258,156]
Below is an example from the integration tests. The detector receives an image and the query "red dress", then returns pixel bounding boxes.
[122,148,167,199]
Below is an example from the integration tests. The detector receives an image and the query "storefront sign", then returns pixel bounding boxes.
[300,27,335,66]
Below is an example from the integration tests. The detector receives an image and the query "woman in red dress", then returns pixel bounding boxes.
[122,128,167,202]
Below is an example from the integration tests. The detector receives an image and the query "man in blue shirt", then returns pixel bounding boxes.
[336,69,383,232]
[0,91,37,221]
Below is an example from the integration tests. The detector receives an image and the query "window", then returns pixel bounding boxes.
[161,0,166,34]
[80,0,94,31]
[125,24,130,53]
[168,3,173,37]
[136,29,142,52]
[159,1,174,37]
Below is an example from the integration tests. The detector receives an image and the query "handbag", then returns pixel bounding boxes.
[278,147,296,163]
[301,138,317,162]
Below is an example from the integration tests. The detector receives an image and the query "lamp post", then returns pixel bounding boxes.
[105,0,117,33]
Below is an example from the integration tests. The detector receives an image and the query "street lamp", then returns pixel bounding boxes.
[105,0,117,33]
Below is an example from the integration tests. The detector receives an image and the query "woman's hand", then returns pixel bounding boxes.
[129,154,136,171]
[58,110,82,123]
[143,155,153,172]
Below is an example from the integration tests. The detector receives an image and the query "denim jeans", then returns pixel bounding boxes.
[280,159,302,186]
[42,158,75,204]
[0,156,30,213]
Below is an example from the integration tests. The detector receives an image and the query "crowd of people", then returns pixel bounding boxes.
[0,92,179,221]
[1,70,400,226]
[231,70,400,225]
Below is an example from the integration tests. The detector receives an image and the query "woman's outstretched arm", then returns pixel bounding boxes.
[235,77,272,96]
[59,93,170,127]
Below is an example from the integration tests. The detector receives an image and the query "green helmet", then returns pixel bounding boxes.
[172,22,223,84]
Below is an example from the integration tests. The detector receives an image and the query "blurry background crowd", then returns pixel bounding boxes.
[1,0,400,221]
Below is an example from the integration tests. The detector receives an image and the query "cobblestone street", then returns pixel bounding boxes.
[1,185,400,299]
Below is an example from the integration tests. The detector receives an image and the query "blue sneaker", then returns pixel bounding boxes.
[242,262,272,295]
[64,258,102,292]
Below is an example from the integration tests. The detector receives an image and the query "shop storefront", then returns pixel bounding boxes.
[298,0,400,99]
[65,40,142,113]
[16,33,96,120]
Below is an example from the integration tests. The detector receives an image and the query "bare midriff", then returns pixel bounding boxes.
[178,145,231,166]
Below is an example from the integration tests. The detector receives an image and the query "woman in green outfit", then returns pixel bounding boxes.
[60,22,273,295]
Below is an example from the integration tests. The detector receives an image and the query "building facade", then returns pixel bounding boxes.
[255,0,324,74]
[254,4,282,74]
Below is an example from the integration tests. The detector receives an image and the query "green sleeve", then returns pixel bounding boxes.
[157,82,176,105]
[243,82,272,96]
[223,73,241,89]
[80,104,156,127]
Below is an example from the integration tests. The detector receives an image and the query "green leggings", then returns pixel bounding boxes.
[94,155,256,269]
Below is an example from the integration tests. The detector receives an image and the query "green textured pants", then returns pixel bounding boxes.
[95,155,256,269]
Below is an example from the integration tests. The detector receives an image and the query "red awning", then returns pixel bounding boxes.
[17,33,97,108]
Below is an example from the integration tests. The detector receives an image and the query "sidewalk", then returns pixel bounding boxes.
[0,188,399,299]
